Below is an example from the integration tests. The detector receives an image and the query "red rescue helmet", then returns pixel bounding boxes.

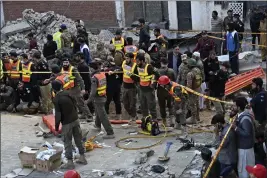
[64,170,81,178]
[158,75,170,85]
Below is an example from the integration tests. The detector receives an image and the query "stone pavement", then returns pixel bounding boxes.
[0,112,214,178]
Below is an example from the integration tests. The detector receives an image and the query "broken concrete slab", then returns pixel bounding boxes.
[10,40,28,49]
[1,21,31,36]
[134,150,155,164]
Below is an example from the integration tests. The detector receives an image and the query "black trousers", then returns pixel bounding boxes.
[105,88,122,115]
[229,51,239,74]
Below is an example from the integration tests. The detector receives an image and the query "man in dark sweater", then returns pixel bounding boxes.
[52,80,87,169]
[138,18,151,52]
[43,34,57,61]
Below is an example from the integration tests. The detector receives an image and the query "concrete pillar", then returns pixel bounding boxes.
[0,0,5,28]
[115,0,125,28]
[191,1,214,30]
[168,1,178,30]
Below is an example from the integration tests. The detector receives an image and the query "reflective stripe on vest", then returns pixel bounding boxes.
[112,37,124,50]
[10,60,21,79]
[22,62,32,83]
[94,72,106,96]
[137,64,153,86]
[0,60,3,80]
[124,45,138,62]
[56,74,74,90]
[53,31,62,49]
[122,60,136,84]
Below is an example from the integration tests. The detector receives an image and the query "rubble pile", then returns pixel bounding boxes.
[1,9,102,53]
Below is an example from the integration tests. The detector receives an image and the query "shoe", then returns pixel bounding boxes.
[185,117,197,124]
[76,154,87,165]
[93,124,101,132]
[115,114,122,120]
[60,160,75,169]
[102,134,115,139]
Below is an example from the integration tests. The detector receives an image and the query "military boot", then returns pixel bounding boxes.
[76,154,87,165]
[60,160,75,169]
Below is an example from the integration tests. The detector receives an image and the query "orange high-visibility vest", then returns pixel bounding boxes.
[122,60,136,84]
[10,60,21,79]
[137,64,153,87]
[93,72,107,96]
[112,37,124,51]
[55,74,75,90]
[124,45,138,62]
[22,62,33,83]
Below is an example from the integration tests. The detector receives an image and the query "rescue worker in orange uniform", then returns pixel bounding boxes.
[158,75,188,131]
[60,56,93,121]
[1,52,11,84]
[122,53,139,124]
[124,37,138,62]
[110,29,126,52]
[129,53,160,121]
[88,59,115,139]
[152,28,168,51]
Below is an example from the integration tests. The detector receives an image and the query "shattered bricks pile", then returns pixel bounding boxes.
[1,9,102,53]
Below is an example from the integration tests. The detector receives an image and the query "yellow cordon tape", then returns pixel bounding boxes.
[208,35,267,48]
[2,71,124,74]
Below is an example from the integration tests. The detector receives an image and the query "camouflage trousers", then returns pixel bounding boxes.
[187,93,200,121]
[40,84,53,114]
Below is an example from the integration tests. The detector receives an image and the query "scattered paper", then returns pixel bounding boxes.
[20,146,38,154]
[190,170,201,175]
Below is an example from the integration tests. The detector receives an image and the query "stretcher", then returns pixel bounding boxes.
[225,67,266,96]
[42,114,62,135]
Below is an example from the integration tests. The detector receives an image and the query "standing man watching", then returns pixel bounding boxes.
[223,9,234,32]
[52,80,87,169]
[138,18,151,52]
[167,45,182,79]
[78,37,91,65]
[211,10,223,55]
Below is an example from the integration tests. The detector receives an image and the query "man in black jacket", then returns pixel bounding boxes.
[138,18,150,52]
[52,80,87,169]
[250,7,264,50]
[43,34,57,61]
[233,14,244,42]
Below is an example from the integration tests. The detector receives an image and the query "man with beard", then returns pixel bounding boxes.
[193,31,215,59]
[167,45,182,79]
[92,42,109,61]
[250,77,267,130]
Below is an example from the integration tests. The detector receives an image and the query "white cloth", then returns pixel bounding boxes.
[199,82,207,109]
[238,148,255,178]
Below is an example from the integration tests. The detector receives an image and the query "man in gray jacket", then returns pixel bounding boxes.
[232,96,255,178]
[211,113,238,173]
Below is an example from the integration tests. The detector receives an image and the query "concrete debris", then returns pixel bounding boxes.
[134,150,155,164]
[36,131,44,137]
[1,9,103,54]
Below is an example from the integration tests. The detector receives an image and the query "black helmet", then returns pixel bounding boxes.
[201,147,212,161]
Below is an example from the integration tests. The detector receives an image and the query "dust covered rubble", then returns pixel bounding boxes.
[1,9,103,53]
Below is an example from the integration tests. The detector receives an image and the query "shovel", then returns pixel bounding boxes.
[158,142,173,162]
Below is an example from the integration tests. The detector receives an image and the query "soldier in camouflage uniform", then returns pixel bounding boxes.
[186,58,202,124]
[91,42,109,61]
[177,54,190,85]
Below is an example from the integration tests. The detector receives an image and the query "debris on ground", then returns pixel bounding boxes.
[134,150,155,165]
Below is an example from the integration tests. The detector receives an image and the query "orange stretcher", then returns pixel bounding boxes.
[110,120,142,124]
[225,67,266,96]
[42,114,62,135]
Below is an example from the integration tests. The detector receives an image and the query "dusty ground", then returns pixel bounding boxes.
[1,105,215,178]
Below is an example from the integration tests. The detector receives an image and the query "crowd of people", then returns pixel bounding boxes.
[0,8,267,176]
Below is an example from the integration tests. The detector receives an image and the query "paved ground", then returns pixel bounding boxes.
[1,111,214,178]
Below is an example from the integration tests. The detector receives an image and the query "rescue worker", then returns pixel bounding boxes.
[53,28,63,50]
[60,24,73,48]
[16,81,39,114]
[152,28,168,51]
[124,37,138,62]
[110,29,126,51]
[51,80,87,169]
[157,75,188,131]
[157,58,176,126]
[60,56,93,121]
[1,52,12,84]
[78,37,91,65]
[122,53,139,124]
[20,53,40,110]
[33,51,53,114]
[186,58,202,124]
[129,53,160,121]
[88,59,115,139]
[0,81,14,111]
